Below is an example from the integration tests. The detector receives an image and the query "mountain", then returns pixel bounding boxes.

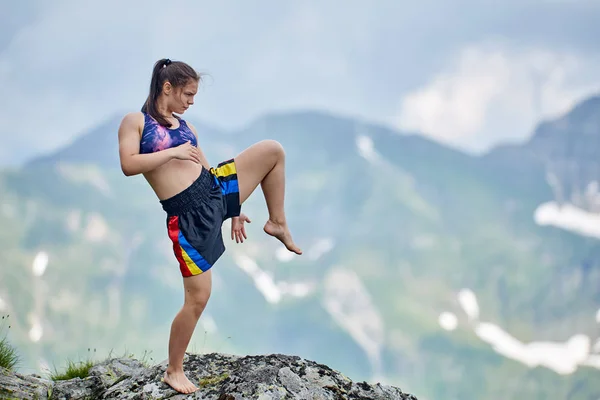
[486,95,600,209]
[1,99,599,400]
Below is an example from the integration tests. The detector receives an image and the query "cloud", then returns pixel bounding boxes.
[1,1,600,164]
[0,1,371,164]
[394,41,600,153]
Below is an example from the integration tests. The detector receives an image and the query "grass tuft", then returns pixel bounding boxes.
[0,314,20,371]
[49,359,96,381]
[49,348,98,381]
[48,347,156,381]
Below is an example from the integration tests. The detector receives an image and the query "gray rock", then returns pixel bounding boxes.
[0,369,52,399]
[51,377,97,400]
[0,353,418,400]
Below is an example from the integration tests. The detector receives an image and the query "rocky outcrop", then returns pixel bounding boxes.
[0,352,418,399]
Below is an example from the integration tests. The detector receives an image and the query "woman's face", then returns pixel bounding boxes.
[164,79,198,114]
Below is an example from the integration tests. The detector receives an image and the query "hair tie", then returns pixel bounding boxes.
[164,59,172,67]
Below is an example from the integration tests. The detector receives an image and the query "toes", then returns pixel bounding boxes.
[183,381,197,393]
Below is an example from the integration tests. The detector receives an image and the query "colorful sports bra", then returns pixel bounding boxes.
[139,112,198,154]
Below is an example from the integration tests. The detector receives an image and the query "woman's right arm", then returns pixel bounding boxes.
[118,112,176,176]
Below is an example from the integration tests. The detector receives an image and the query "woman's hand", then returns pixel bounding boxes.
[231,213,251,243]
[170,141,201,163]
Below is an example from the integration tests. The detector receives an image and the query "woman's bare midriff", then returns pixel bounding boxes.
[143,157,209,201]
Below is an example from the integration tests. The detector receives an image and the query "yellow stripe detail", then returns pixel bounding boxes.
[180,247,203,275]
[214,162,236,178]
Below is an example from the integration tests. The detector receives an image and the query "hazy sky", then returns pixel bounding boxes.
[1,0,599,164]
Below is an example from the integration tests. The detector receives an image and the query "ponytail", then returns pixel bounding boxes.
[141,58,200,127]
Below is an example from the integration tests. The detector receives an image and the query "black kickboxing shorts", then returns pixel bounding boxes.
[159,159,241,277]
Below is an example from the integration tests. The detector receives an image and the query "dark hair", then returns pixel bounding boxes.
[141,58,201,127]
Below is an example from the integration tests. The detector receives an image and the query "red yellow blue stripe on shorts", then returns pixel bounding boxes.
[167,216,211,277]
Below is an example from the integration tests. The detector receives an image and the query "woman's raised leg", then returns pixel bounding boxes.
[234,140,302,255]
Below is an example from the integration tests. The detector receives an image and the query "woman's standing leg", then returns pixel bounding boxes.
[163,270,212,394]
[234,140,302,255]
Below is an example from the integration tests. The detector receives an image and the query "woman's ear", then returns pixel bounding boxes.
[162,81,172,95]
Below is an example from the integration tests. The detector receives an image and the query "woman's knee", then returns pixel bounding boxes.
[184,290,211,317]
[261,139,285,159]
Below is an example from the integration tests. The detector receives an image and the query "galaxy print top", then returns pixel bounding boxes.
[139,112,197,154]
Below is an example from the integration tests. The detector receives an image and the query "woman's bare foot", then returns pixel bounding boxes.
[163,369,198,394]
[264,219,302,255]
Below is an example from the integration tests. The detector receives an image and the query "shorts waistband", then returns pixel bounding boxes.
[159,167,215,215]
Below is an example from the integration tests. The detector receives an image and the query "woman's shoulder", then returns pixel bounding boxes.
[119,111,146,130]
[121,111,146,124]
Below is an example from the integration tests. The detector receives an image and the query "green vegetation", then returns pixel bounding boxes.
[0,315,19,371]
[49,359,96,381]
[49,347,97,381]
[199,372,230,388]
[47,348,156,381]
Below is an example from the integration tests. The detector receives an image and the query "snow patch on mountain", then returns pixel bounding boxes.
[534,202,600,240]
[440,288,600,375]
[233,254,316,304]
[322,267,385,379]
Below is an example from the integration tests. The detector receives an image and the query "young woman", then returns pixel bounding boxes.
[117,58,302,394]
